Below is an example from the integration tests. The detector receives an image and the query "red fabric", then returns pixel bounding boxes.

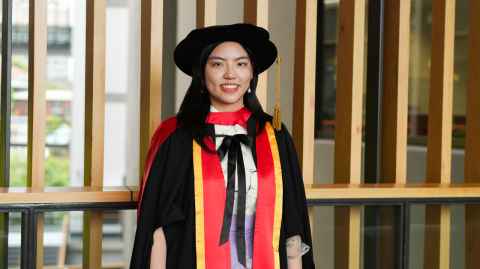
[252,127,276,268]
[137,117,177,214]
[205,107,252,128]
[201,125,277,268]
[202,137,231,269]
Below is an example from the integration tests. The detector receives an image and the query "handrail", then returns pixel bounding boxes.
[305,183,480,200]
[1,183,480,205]
[0,186,134,204]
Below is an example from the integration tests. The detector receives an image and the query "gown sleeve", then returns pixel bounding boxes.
[130,119,188,269]
[276,125,315,269]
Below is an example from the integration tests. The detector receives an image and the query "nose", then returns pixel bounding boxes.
[223,64,236,79]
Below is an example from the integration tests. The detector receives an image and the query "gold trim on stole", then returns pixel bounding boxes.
[265,123,284,269]
[193,141,205,269]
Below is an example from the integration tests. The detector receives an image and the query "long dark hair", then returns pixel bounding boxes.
[177,42,268,149]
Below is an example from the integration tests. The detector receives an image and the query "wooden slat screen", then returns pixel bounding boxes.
[197,0,217,28]
[334,1,366,268]
[83,1,107,268]
[27,1,47,267]
[424,1,456,269]
[292,0,317,184]
[27,0,47,190]
[382,0,410,184]
[377,1,411,268]
[4,1,474,268]
[465,0,480,268]
[243,0,269,108]
[292,0,318,265]
[139,0,164,182]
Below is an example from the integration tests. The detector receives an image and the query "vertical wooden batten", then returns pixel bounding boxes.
[83,1,107,268]
[381,0,410,184]
[374,2,411,268]
[424,1,455,269]
[244,0,269,108]
[292,0,317,264]
[292,0,316,184]
[27,1,47,268]
[465,0,480,268]
[139,0,164,182]
[27,0,47,189]
[334,1,365,269]
[197,0,216,28]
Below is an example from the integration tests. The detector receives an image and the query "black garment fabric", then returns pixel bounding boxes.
[130,119,315,269]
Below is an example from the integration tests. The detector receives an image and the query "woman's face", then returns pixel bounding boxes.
[204,41,253,112]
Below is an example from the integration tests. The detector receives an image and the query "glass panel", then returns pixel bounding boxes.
[10,0,29,187]
[315,2,339,140]
[104,0,133,187]
[451,205,465,269]
[309,203,469,269]
[40,211,84,267]
[311,206,365,269]
[7,212,21,269]
[39,209,136,268]
[314,1,340,187]
[312,206,335,268]
[45,0,74,188]
[9,0,85,188]
[452,0,469,150]
[102,210,136,268]
[407,0,469,183]
[408,0,469,149]
[104,1,139,266]
[47,0,85,187]
[409,204,467,269]
[363,206,402,269]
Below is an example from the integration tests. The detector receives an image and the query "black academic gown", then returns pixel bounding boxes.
[130,116,315,269]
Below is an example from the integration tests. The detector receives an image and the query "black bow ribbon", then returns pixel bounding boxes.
[217,134,251,267]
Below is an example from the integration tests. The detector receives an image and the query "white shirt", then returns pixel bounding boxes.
[211,106,258,216]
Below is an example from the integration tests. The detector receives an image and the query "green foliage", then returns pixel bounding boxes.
[10,150,70,187]
[45,155,70,186]
[10,151,27,187]
[12,55,28,70]
[47,115,68,135]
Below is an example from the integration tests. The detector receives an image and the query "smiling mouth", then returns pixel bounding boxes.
[220,84,240,92]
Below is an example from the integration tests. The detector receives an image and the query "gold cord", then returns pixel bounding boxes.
[273,56,282,131]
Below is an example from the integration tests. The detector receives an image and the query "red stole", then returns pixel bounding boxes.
[193,122,283,269]
[137,116,177,216]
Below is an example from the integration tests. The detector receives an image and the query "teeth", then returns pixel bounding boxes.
[222,84,238,89]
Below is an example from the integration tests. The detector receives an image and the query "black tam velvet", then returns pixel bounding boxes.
[174,23,278,76]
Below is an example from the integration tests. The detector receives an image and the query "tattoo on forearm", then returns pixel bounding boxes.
[286,235,302,259]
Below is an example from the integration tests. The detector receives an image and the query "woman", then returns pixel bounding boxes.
[130,23,314,269]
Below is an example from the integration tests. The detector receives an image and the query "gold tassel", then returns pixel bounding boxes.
[273,56,282,130]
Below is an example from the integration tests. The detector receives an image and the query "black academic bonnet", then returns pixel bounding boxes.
[174,23,278,76]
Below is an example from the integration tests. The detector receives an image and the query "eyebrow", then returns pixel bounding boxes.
[208,56,250,61]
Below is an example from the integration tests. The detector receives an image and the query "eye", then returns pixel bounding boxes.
[238,62,249,67]
[210,61,223,67]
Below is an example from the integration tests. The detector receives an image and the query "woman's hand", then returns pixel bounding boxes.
[150,227,167,269]
[286,235,303,269]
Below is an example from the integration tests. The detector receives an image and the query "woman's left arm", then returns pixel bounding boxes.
[279,126,314,268]
[286,235,303,269]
